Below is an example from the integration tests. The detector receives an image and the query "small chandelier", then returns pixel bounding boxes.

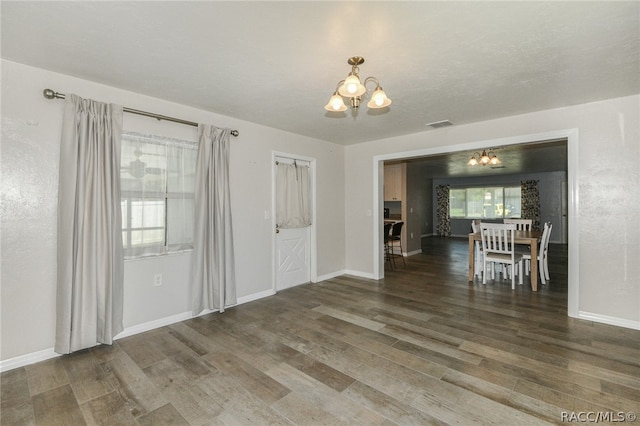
[324,56,392,112]
[467,149,501,166]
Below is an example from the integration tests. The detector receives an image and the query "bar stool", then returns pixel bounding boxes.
[389,222,405,267]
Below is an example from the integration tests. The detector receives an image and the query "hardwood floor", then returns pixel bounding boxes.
[2,237,639,425]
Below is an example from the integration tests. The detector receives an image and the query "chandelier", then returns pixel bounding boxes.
[467,149,501,166]
[324,56,392,112]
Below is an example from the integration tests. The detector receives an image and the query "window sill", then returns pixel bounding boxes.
[124,249,193,262]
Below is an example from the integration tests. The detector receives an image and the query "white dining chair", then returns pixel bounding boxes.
[480,222,523,289]
[503,218,533,230]
[471,220,483,278]
[520,222,552,284]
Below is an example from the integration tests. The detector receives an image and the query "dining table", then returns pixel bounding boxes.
[468,229,543,291]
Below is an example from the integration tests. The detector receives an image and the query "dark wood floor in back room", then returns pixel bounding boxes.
[2,237,639,425]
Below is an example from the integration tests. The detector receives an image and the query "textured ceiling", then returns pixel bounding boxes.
[2,1,639,147]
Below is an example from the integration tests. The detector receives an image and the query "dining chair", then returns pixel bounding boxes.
[383,222,394,269]
[503,218,533,230]
[471,220,483,278]
[389,221,405,267]
[520,222,552,284]
[480,222,523,289]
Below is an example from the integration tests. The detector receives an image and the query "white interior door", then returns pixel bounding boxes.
[276,226,310,290]
[274,155,313,291]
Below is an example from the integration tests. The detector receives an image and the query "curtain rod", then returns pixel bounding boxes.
[42,89,239,137]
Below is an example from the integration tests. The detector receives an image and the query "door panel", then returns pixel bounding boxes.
[276,227,310,290]
[274,155,313,291]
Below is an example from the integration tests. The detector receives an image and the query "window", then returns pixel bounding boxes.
[450,186,521,219]
[120,132,198,259]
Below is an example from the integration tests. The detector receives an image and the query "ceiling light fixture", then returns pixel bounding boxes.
[324,56,392,112]
[467,149,501,166]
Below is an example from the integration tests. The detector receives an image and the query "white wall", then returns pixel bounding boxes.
[1,60,345,363]
[345,95,639,327]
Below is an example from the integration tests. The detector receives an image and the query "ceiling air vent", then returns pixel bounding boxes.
[426,120,453,128]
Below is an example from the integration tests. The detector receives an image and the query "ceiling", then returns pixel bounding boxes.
[395,138,568,179]
[2,2,639,149]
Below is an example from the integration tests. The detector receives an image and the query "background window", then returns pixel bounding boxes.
[450,186,521,219]
[120,132,197,259]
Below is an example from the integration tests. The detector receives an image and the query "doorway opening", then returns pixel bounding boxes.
[373,129,579,318]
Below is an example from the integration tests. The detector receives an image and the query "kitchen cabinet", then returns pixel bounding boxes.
[384,164,404,201]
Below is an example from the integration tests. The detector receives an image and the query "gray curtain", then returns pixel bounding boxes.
[191,125,236,315]
[436,184,451,236]
[521,179,541,230]
[55,94,124,354]
[276,162,311,229]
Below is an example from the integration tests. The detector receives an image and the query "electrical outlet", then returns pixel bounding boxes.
[153,273,162,287]
[411,232,414,239]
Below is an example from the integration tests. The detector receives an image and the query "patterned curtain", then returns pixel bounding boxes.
[436,184,451,236]
[521,180,541,230]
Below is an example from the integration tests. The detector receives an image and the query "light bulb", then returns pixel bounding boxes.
[366,87,392,109]
[338,73,366,97]
[345,75,360,94]
[324,93,347,112]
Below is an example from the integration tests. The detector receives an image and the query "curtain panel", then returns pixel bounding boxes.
[521,179,541,230]
[436,184,451,236]
[191,125,237,315]
[55,94,124,354]
[275,162,312,229]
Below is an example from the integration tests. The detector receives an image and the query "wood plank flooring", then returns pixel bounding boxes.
[2,237,640,425]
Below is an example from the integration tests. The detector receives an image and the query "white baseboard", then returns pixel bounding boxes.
[343,269,377,280]
[0,288,277,373]
[116,311,197,340]
[237,289,276,305]
[313,269,380,282]
[316,270,346,282]
[320,269,383,281]
[578,311,640,330]
[406,249,422,257]
[0,348,60,373]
